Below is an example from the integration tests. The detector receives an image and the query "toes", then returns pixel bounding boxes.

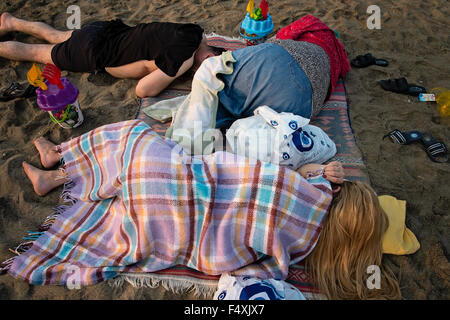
[22,161,34,174]
[34,137,52,152]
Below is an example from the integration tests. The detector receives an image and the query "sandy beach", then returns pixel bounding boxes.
[0,0,448,300]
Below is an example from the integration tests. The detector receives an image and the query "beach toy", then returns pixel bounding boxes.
[240,0,274,46]
[36,78,83,129]
[42,63,64,89]
[246,0,255,18]
[260,0,268,19]
[26,63,47,91]
[28,63,83,129]
[431,87,450,117]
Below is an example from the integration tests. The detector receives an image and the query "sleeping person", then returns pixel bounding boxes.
[0,12,223,97]
[158,16,350,160]
[4,119,400,300]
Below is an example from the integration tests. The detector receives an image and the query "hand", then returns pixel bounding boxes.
[323,161,344,184]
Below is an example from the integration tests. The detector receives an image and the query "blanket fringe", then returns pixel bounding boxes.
[206,32,246,42]
[109,274,218,299]
[109,274,326,300]
[0,178,76,275]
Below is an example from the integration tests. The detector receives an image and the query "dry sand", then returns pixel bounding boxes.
[0,0,449,300]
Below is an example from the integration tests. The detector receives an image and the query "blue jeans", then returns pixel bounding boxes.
[216,43,312,128]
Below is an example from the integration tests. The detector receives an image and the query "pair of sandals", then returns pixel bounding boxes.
[0,82,35,102]
[384,129,448,163]
[351,53,427,96]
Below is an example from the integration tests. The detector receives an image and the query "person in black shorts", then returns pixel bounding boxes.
[0,12,223,97]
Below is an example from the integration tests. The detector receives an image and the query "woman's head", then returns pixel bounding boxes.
[306,180,401,299]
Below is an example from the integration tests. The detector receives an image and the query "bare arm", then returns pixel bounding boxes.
[135,55,195,98]
[297,161,345,184]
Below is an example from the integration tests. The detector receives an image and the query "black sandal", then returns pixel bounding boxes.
[383,129,423,145]
[0,82,36,102]
[380,77,427,96]
[421,133,449,163]
[351,53,389,68]
[384,129,449,163]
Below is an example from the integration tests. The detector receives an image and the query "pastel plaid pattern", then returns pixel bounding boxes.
[8,120,332,285]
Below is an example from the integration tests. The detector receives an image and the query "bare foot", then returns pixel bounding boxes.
[0,13,14,38]
[22,162,65,196]
[34,137,61,168]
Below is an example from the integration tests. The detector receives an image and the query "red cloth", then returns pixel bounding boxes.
[276,15,351,97]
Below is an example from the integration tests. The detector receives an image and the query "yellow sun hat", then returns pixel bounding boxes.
[379,195,420,255]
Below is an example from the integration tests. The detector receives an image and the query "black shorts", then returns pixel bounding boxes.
[51,21,108,72]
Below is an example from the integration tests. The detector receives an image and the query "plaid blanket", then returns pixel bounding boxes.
[5,120,332,286]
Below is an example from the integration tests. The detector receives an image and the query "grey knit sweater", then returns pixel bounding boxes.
[266,38,330,118]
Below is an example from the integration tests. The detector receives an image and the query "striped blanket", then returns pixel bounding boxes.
[4,120,333,286]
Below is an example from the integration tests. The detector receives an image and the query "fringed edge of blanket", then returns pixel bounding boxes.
[109,273,325,300]
[109,273,218,298]
[205,32,246,42]
[0,160,77,275]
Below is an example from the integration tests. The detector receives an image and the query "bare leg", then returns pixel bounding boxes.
[0,12,73,44]
[34,137,61,168]
[0,41,54,63]
[22,162,67,196]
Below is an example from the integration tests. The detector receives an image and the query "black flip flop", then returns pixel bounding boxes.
[384,129,449,163]
[0,82,36,102]
[380,77,427,96]
[383,129,423,145]
[351,53,389,68]
[420,133,449,163]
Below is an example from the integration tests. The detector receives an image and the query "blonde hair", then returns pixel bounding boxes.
[305,181,401,299]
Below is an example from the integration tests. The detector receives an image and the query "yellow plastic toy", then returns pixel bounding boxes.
[27,63,47,91]
[431,87,450,117]
[246,0,255,18]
